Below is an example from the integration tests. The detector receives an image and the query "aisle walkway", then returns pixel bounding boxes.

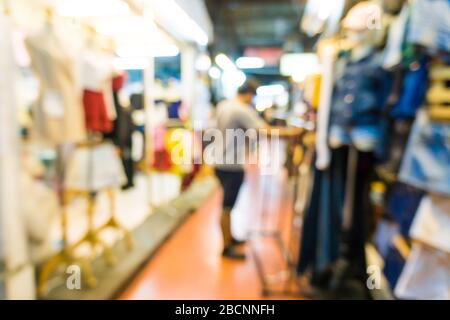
[120,166,297,300]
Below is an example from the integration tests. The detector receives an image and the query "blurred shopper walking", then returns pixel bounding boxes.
[214,80,301,260]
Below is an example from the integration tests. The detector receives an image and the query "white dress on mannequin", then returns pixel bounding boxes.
[25,23,86,144]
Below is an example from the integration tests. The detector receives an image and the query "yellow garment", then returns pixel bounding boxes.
[304,74,322,109]
[165,128,191,176]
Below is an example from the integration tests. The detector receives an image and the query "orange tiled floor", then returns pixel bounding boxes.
[120,166,299,300]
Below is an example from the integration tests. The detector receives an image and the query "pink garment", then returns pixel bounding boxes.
[153,125,167,152]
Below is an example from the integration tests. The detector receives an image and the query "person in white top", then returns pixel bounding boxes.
[213,80,302,259]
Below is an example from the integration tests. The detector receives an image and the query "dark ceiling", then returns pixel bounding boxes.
[206,0,307,58]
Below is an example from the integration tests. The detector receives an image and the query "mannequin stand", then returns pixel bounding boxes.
[37,186,134,296]
[37,189,98,297]
[97,188,135,250]
[74,190,117,266]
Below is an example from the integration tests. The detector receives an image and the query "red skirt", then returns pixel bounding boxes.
[83,89,113,133]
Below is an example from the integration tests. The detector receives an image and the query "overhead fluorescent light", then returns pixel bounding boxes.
[236,57,265,69]
[292,72,307,83]
[280,53,320,77]
[318,3,333,20]
[56,0,130,17]
[221,69,246,98]
[215,53,236,71]
[149,0,209,46]
[116,45,179,58]
[257,84,286,97]
[95,16,157,37]
[113,57,150,70]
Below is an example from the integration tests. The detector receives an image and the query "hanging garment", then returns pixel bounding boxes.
[408,0,450,53]
[153,149,173,172]
[374,183,423,289]
[374,219,399,258]
[25,24,86,144]
[395,243,450,299]
[383,243,406,290]
[307,150,376,299]
[333,151,376,283]
[79,49,115,133]
[64,142,126,191]
[112,73,126,92]
[328,52,391,152]
[297,148,348,276]
[82,89,113,133]
[382,4,410,70]
[399,110,450,195]
[315,46,335,170]
[410,195,450,253]
[111,74,135,189]
[385,183,423,236]
[168,101,182,119]
[376,119,414,177]
[105,74,129,143]
[390,56,429,119]
[373,219,402,292]
[130,93,144,110]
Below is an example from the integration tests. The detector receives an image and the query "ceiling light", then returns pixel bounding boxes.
[95,17,157,37]
[292,72,307,83]
[280,53,320,77]
[215,53,236,71]
[116,45,179,58]
[236,57,265,69]
[113,57,150,70]
[56,0,130,17]
[149,0,209,46]
[257,84,286,97]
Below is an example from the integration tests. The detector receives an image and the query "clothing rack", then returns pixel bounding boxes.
[249,131,309,297]
[327,146,393,300]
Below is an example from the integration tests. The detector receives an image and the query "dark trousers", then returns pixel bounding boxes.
[214,169,245,210]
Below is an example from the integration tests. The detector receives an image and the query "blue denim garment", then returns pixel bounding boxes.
[384,245,406,290]
[386,183,423,236]
[298,148,347,275]
[390,56,429,119]
[374,219,399,258]
[408,0,450,53]
[399,111,450,195]
[329,125,380,152]
[329,53,392,151]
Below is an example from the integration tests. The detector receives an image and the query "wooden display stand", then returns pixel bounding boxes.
[38,142,135,297]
